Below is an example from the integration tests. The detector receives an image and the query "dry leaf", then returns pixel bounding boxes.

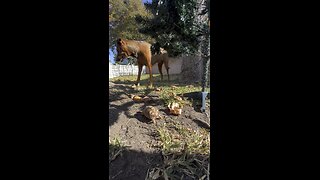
[174,96,183,101]
[168,102,183,115]
[132,95,143,102]
[155,87,162,91]
[171,108,182,115]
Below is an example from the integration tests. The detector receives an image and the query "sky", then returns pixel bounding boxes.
[109,49,115,64]
[109,0,152,64]
[142,0,152,3]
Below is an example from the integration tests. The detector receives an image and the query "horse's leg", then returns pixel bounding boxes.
[147,62,153,88]
[158,62,164,81]
[145,52,153,88]
[164,59,170,81]
[136,64,143,86]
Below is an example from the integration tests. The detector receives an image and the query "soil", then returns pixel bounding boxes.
[109,81,210,180]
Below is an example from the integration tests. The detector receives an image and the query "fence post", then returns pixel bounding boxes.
[200,33,210,113]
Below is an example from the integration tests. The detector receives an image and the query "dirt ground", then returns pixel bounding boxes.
[109,77,210,180]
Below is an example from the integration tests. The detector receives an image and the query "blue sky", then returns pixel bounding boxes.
[109,49,115,64]
[142,0,152,3]
[109,0,152,64]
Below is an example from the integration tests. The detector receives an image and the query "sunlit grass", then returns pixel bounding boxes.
[146,120,210,180]
[110,75,210,105]
[110,74,210,92]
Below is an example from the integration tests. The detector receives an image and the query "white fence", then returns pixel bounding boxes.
[109,63,146,79]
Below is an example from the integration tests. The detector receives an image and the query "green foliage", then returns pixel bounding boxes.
[109,0,154,48]
[138,0,210,57]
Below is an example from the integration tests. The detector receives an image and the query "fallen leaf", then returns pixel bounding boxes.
[168,102,183,115]
[174,96,183,101]
[132,95,143,102]
[155,87,162,91]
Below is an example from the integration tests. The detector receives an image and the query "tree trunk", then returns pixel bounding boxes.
[179,55,203,83]
[201,34,210,91]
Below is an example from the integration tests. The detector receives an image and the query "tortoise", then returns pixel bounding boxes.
[142,106,162,124]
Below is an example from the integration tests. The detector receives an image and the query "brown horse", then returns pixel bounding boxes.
[116,38,169,87]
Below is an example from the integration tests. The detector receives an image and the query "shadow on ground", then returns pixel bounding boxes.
[109,144,210,180]
[109,144,162,180]
[109,101,135,126]
[178,92,210,113]
[134,112,152,124]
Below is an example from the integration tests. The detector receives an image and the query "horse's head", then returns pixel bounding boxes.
[116,38,130,63]
[151,42,161,55]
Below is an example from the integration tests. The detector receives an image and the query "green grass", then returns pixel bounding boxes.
[111,74,210,93]
[109,137,127,164]
[156,121,210,156]
[146,120,210,180]
[111,74,210,107]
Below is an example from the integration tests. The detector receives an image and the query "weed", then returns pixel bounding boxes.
[147,120,210,180]
[109,137,127,163]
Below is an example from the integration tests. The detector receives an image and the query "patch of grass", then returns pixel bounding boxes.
[111,74,210,107]
[111,74,209,92]
[159,91,184,107]
[157,121,210,155]
[146,121,210,180]
[109,137,127,163]
[111,74,152,83]
[111,74,173,88]
[157,84,205,108]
